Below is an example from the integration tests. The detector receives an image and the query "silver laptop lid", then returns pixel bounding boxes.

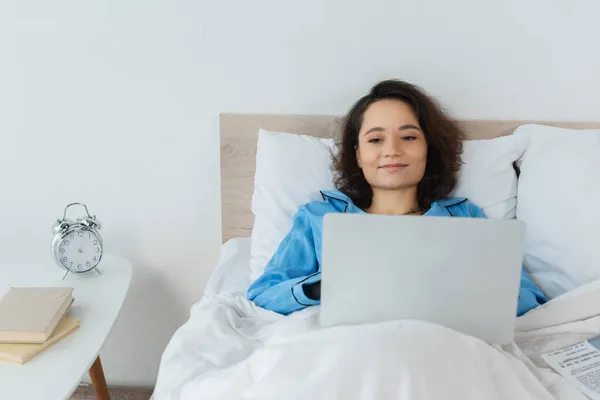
[320,213,525,344]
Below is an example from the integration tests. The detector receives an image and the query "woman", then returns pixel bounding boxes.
[247,79,547,317]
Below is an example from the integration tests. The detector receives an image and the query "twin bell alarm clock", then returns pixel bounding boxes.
[52,203,103,278]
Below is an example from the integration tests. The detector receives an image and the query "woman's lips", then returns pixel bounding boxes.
[379,163,409,171]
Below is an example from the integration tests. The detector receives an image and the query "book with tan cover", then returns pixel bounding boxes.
[0,287,73,343]
[0,316,79,364]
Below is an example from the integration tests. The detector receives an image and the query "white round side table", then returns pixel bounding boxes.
[0,253,132,400]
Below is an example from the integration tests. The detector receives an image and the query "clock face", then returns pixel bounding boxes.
[58,229,102,272]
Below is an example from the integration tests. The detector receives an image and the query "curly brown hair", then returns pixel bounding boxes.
[333,79,465,210]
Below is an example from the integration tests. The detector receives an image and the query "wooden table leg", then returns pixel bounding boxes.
[89,355,110,400]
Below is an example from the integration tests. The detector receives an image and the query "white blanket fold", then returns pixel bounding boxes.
[155,280,600,400]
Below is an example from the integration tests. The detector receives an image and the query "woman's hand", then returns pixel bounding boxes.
[303,281,321,301]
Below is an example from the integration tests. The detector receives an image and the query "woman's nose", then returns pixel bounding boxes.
[384,137,404,157]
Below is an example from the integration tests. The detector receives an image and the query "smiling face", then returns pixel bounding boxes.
[355,99,428,192]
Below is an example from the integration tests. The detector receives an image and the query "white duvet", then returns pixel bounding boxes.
[154,240,600,400]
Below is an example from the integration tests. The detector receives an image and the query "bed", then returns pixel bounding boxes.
[153,114,600,400]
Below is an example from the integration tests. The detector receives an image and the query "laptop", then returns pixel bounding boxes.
[319,213,525,344]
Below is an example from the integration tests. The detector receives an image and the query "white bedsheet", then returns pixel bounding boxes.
[154,240,600,400]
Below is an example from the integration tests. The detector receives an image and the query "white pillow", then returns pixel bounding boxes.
[452,135,527,219]
[250,129,527,281]
[515,124,600,299]
[250,129,336,280]
[204,238,251,297]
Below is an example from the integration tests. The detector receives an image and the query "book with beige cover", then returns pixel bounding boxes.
[0,316,80,364]
[0,287,73,343]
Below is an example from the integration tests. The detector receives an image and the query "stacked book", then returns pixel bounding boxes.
[0,287,80,364]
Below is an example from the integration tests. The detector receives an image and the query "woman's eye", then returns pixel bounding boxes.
[403,136,417,141]
[368,138,382,144]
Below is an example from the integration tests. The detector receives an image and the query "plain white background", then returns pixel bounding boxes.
[0,0,599,386]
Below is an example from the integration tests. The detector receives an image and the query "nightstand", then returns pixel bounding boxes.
[0,254,132,400]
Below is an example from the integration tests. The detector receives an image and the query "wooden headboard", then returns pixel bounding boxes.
[220,113,600,242]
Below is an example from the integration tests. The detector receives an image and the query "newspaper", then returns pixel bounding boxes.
[542,337,600,399]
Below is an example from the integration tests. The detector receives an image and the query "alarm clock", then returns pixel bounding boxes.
[52,202,103,278]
